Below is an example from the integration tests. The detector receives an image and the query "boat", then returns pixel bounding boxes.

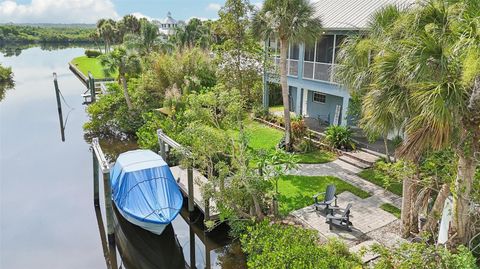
[112,205,186,269]
[110,149,183,235]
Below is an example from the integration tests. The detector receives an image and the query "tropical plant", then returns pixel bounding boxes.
[171,18,213,49]
[324,125,355,150]
[369,241,478,269]
[214,0,263,106]
[241,221,362,269]
[253,0,322,151]
[100,46,141,110]
[124,20,162,56]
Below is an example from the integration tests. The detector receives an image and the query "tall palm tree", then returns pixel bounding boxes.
[124,20,161,55]
[253,0,322,151]
[100,47,141,110]
[337,0,480,244]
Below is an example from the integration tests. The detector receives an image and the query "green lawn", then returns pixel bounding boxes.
[358,168,403,196]
[380,203,401,218]
[278,175,371,215]
[71,56,117,79]
[233,121,336,164]
[269,105,284,113]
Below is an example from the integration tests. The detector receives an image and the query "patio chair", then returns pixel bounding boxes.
[326,203,353,231]
[313,184,338,213]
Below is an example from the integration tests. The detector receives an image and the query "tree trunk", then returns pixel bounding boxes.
[120,73,133,110]
[401,176,414,238]
[450,148,476,244]
[422,183,450,235]
[279,38,292,151]
[383,134,391,163]
[251,193,264,220]
[411,187,430,234]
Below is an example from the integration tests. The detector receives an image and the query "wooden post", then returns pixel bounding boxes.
[53,73,65,142]
[93,151,100,207]
[189,222,196,268]
[102,169,115,245]
[160,140,166,161]
[204,198,210,221]
[88,72,96,103]
[187,167,194,213]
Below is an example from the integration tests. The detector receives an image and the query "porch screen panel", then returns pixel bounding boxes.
[303,62,314,79]
[315,35,334,63]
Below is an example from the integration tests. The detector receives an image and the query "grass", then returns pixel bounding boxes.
[71,56,117,79]
[269,105,284,113]
[231,120,336,164]
[358,168,403,196]
[295,149,336,164]
[277,175,371,215]
[380,203,401,218]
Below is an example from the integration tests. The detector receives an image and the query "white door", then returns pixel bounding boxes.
[302,89,308,117]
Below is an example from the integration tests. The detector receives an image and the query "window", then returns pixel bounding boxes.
[289,43,299,60]
[312,92,326,103]
[334,35,347,63]
[315,35,334,63]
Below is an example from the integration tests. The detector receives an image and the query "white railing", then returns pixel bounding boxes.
[303,61,338,83]
[270,57,299,77]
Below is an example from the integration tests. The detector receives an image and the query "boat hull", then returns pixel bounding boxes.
[115,204,167,235]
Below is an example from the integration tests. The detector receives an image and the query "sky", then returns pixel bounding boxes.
[0,0,262,24]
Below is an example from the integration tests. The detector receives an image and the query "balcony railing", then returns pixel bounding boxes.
[303,61,338,83]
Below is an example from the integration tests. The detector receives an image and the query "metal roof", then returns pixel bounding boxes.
[311,0,416,30]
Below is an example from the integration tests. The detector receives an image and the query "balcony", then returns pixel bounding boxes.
[270,57,299,77]
[303,61,338,83]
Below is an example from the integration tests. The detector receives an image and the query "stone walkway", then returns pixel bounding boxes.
[287,158,405,256]
[287,159,402,208]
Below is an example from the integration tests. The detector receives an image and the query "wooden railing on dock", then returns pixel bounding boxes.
[156,129,218,221]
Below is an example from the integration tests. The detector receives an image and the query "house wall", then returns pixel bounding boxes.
[306,91,343,122]
[264,32,353,126]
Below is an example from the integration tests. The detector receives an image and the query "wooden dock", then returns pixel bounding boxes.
[170,166,219,220]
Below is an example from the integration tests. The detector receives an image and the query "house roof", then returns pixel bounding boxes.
[312,0,416,30]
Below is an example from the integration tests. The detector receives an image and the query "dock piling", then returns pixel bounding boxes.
[187,167,194,213]
[88,72,96,103]
[93,150,100,207]
[53,73,65,142]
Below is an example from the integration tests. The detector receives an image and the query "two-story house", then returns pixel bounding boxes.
[262,0,413,127]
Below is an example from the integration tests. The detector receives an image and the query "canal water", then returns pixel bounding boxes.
[0,47,245,269]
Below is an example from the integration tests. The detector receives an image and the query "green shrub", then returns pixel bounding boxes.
[324,125,356,150]
[84,49,102,58]
[241,221,362,269]
[291,118,307,141]
[370,242,478,269]
[0,63,13,82]
[252,104,270,119]
[136,112,166,151]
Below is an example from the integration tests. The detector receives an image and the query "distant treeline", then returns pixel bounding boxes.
[0,25,95,45]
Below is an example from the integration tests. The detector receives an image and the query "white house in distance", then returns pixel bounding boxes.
[153,12,184,36]
[263,0,415,127]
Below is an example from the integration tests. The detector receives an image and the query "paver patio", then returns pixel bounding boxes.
[291,192,398,246]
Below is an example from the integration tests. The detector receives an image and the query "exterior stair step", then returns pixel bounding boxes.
[358,147,388,159]
[342,150,379,166]
[338,155,371,169]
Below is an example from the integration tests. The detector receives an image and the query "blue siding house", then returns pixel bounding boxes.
[262,0,413,127]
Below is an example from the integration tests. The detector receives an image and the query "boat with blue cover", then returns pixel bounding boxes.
[110,149,183,235]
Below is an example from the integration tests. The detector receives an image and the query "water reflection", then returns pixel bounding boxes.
[0,80,14,102]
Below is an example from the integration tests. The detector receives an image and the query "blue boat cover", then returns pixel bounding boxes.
[110,150,183,224]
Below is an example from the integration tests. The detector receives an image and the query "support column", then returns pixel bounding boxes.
[262,39,269,108]
[295,87,303,116]
[341,96,349,126]
[302,89,309,117]
[88,72,96,103]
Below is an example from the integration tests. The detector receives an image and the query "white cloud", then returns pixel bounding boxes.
[206,3,221,12]
[0,0,119,23]
[130,12,155,21]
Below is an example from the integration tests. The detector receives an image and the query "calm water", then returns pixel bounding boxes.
[0,47,245,269]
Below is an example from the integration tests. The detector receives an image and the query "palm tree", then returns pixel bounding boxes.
[337,0,480,244]
[253,0,322,151]
[100,47,141,110]
[124,20,161,55]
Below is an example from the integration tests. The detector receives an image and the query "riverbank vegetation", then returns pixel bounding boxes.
[0,63,12,82]
[71,56,114,79]
[81,0,480,267]
[0,24,95,45]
